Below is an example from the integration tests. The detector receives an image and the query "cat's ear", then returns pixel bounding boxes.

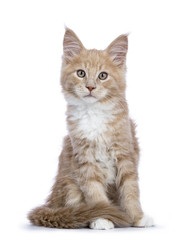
[63,27,84,63]
[106,34,128,67]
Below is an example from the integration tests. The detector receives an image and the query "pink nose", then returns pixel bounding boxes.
[86,86,96,92]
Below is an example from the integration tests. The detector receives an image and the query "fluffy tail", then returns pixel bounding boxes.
[28,202,133,228]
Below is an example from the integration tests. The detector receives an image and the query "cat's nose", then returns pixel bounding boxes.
[86,86,96,92]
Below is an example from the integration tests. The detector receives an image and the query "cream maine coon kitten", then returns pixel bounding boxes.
[28,28,153,230]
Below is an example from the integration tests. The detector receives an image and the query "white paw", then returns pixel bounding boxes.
[90,218,114,230]
[135,214,154,227]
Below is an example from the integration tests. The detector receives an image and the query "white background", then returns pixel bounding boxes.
[0,0,180,239]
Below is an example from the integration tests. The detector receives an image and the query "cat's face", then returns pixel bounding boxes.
[61,28,128,105]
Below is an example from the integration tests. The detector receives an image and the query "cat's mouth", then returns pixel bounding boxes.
[84,93,96,98]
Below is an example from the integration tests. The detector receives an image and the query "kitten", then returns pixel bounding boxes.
[28,28,153,230]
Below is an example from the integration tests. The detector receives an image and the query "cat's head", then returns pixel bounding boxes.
[61,28,128,105]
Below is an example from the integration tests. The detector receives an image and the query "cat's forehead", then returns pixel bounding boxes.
[79,49,108,69]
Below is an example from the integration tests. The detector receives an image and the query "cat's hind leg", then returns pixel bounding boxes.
[90,218,114,230]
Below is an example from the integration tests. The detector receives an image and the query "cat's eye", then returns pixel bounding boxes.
[98,72,108,80]
[77,69,86,78]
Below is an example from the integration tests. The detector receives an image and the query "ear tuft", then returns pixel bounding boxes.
[63,27,84,63]
[106,34,128,67]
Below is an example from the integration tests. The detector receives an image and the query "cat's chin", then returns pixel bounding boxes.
[82,96,98,104]
[64,93,99,105]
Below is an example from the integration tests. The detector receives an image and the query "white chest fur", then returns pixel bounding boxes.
[68,103,117,184]
[69,103,115,140]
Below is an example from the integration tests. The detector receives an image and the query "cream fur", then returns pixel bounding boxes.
[28,27,153,230]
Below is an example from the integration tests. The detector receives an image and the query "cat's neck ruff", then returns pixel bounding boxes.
[67,98,118,119]
[66,98,124,141]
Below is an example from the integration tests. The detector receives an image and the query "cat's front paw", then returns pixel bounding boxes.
[134,214,154,227]
[89,218,114,230]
